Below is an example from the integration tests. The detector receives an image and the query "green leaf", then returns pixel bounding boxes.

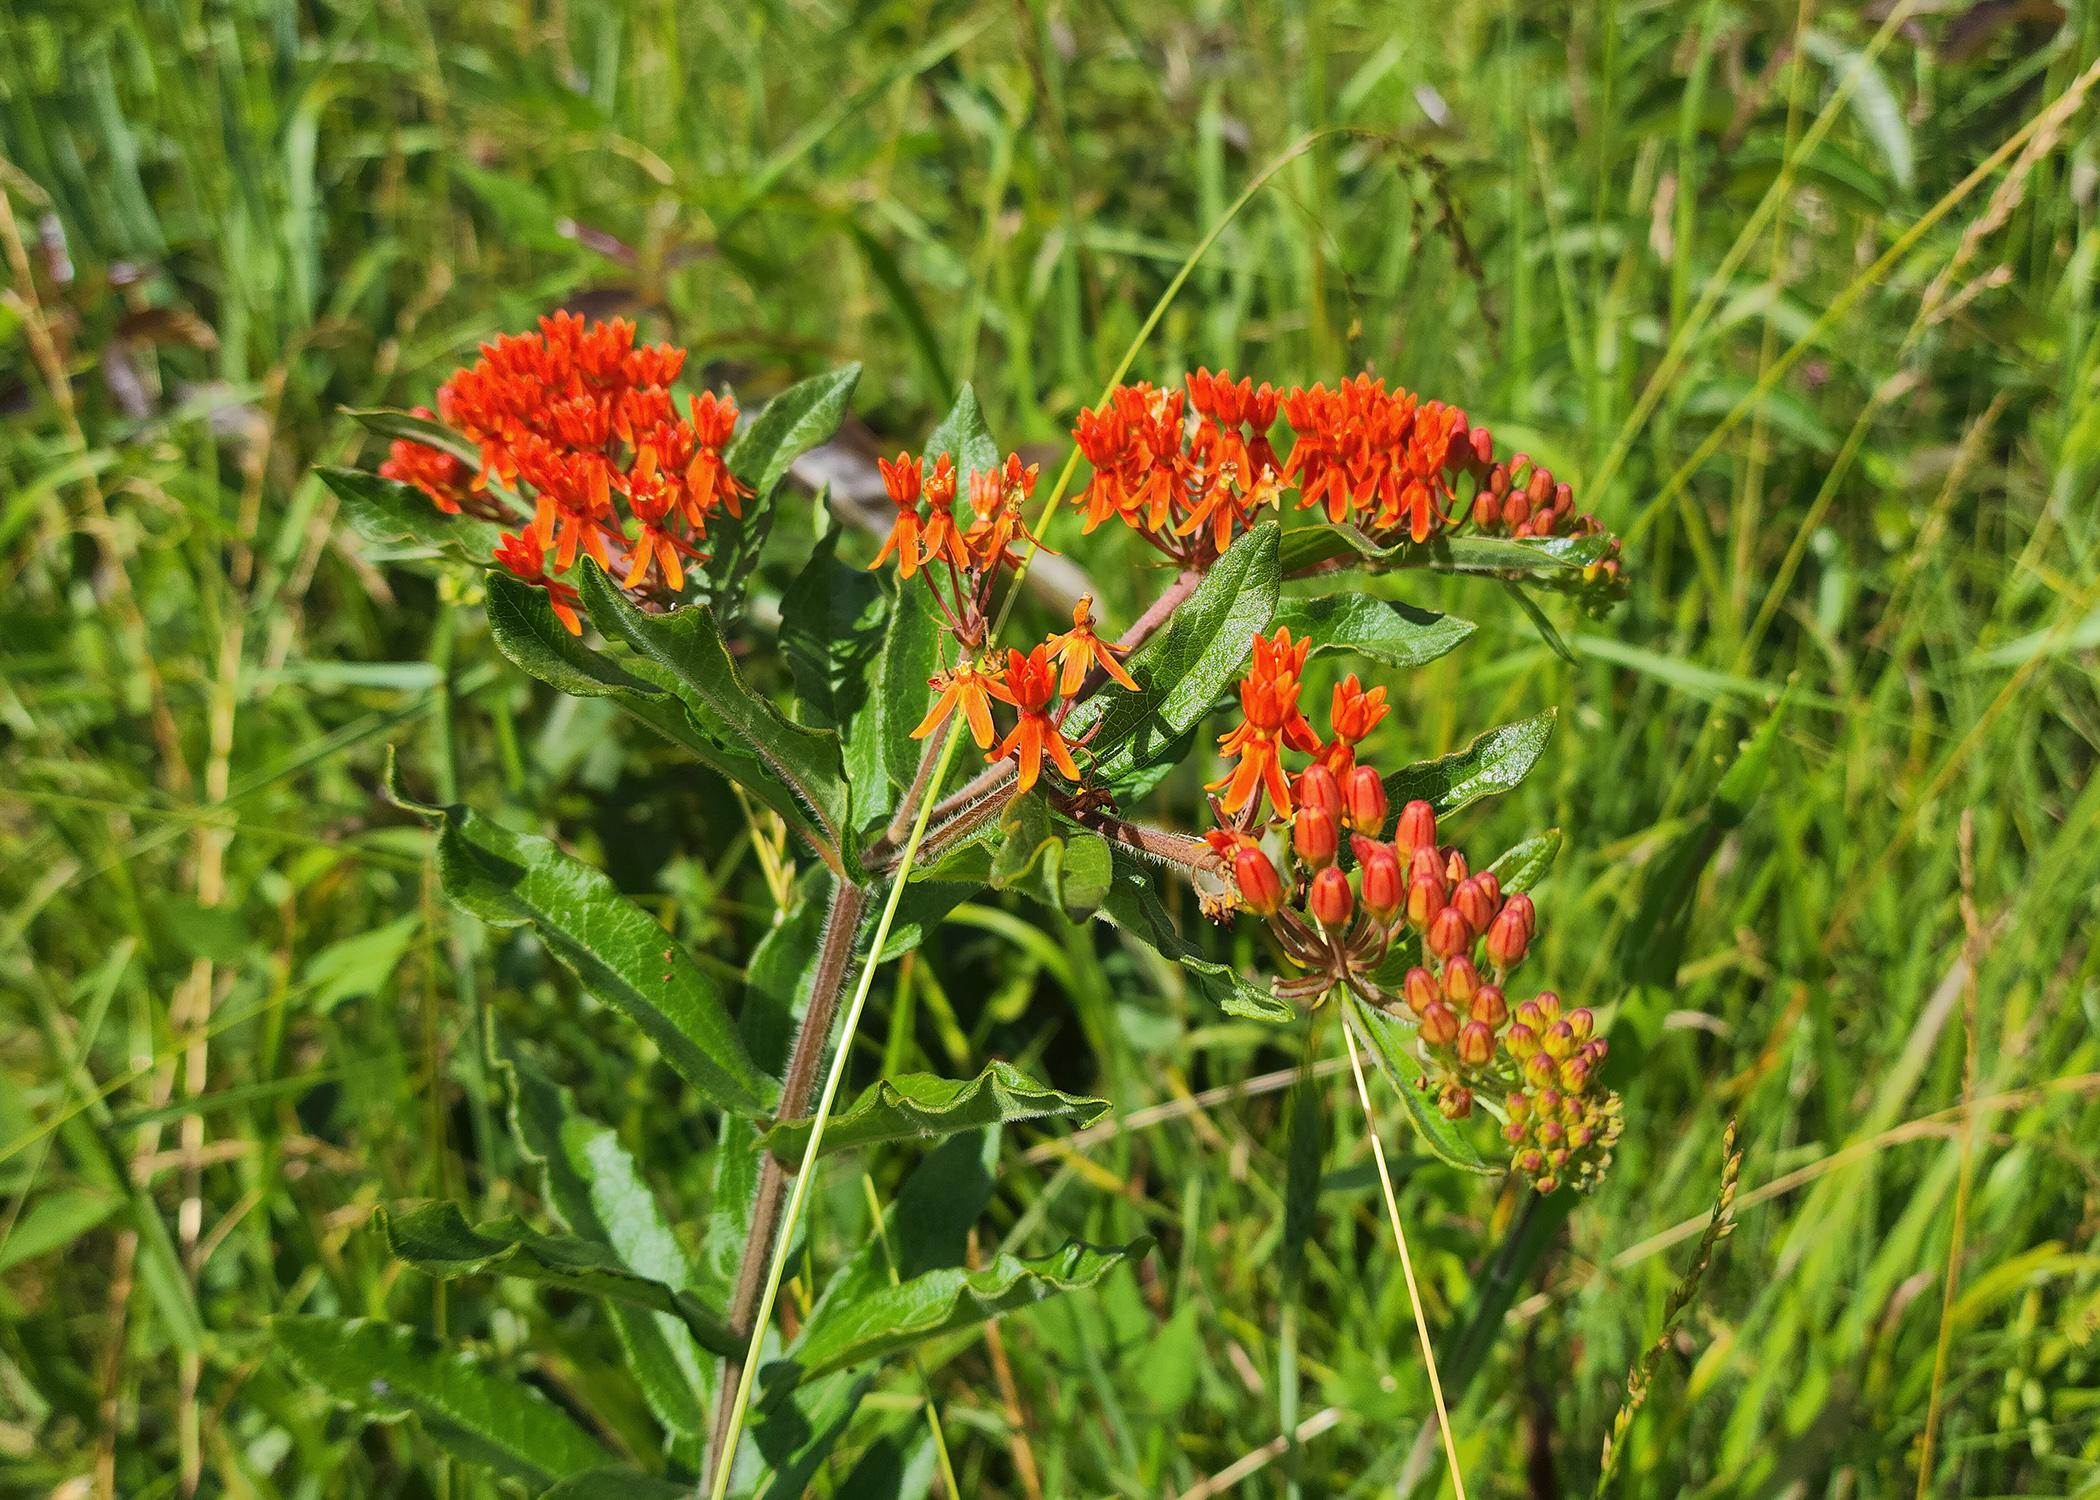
[388,759,771,1116]
[320,466,502,562]
[923,382,1001,478]
[780,528,887,731]
[0,1187,122,1274]
[987,794,1114,921]
[1279,524,1618,580]
[1064,521,1280,788]
[790,1239,1151,1375]
[841,571,941,832]
[1487,829,1562,893]
[763,1061,1109,1161]
[273,1315,610,1485]
[740,868,836,1077]
[485,571,830,850]
[1270,593,1475,669]
[1382,709,1556,816]
[499,1041,714,1441]
[1096,850,1293,1023]
[1345,998,1498,1176]
[375,1201,736,1355]
[342,406,481,466]
[709,365,862,621]
[577,561,852,860]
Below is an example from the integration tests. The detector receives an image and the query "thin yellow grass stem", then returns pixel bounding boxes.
[1342,1017,1467,1500]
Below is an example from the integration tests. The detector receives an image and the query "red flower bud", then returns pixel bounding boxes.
[1294,763,1341,820]
[1309,866,1353,929]
[1342,765,1389,834]
[1452,877,1497,933]
[1403,967,1439,1016]
[1355,840,1403,919]
[1470,983,1508,1027]
[1472,491,1500,528]
[1444,850,1469,884]
[1293,806,1339,869]
[1406,873,1445,930]
[1394,799,1436,859]
[1469,426,1494,468]
[1484,904,1532,969]
[1234,845,1285,915]
[1407,844,1445,887]
[1420,1001,1460,1047]
[1474,871,1502,909]
[1426,907,1471,959]
[1441,955,1481,1005]
[1456,1021,1495,1066]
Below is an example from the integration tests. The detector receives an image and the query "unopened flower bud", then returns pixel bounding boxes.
[1503,492,1531,528]
[1484,904,1532,969]
[1566,1007,1594,1042]
[1356,840,1403,919]
[1534,1089,1562,1116]
[1472,491,1500,528]
[1526,467,1555,507]
[1537,1119,1566,1147]
[1470,426,1494,467]
[1420,1001,1460,1047]
[1506,1092,1532,1123]
[1474,871,1502,909]
[1558,1056,1592,1094]
[1440,1085,1473,1120]
[1517,1148,1545,1176]
[1456,1021,1495,1066]
[1394,799,1436,859]
[1444,850,1469,884]
[1441,955,1481,1005]
[1234,845,1285,915]
[1342,765,1388,833]
[1407,873,1446,930]
[1513,999,1545,1032]
[1524,1052,1557,1088]
[1542,1021,1576,1060]
[1408,844,1446,889]
[1470,983,1508,1027]
[1294,806,1339,869]
[1295,763,1341,820]
[1451,877,1495,932]
[1532,988,1560,1023]
[1309,865,1353,928]
[1403,967,1439,1016]
[1505,1022,1538,1059]
[1426,907,1471,959]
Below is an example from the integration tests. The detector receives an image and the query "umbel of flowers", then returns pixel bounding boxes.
[1209,629,1624,1195]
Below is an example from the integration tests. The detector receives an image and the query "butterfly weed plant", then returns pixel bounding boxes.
[298,312,1635,1496]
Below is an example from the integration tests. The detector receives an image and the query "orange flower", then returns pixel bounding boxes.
[870,453,924,578]
[1072,383,1189,535]
[918,453,969,571]
[493,529,582,634]
[378,410,473,513]
[1044,595,1138,695]
[1209,627,1321,816]
[620,443,704,592]
[990,645,1081,792]
[964,454,1043,573]
[1320,673,1390,776]
[911,657,1014,749]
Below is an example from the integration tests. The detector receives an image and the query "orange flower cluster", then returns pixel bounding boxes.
[1073,373,1284,565]
[1071,369,1621,576]
[870,450,1048,649]
[378,315,748,631]
[911,595,1139,794]
[1212,663,1622,1194]
[1210,627,1322,818]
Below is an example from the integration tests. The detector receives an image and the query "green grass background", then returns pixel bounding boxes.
[4,1,2099,1496]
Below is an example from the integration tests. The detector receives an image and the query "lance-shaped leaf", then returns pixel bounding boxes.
[376,1202,736,1355]
[1279,523,1620,581]
[500,1042,714,1442]
[763,1061,1109,1161]
[988,793,1113,922]
[273,1315,610,1485]
[923,381,1002,478]
[790,1238,1151,1376]
[1063,521,1280,788]
[1487,829,1562,893]
[577,561,852,859]
[484,572,832,854]
[1271,593,1475,669]
[389,759,771,1115]
[321,467,506,562]
[706,364,863,621]
[780,528,888,732]
[1382,709,1557,816]
[343,405,482,465]
[1096,850,1293,1023]
[1345,997,1499,1177]
[840,569,941,832]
